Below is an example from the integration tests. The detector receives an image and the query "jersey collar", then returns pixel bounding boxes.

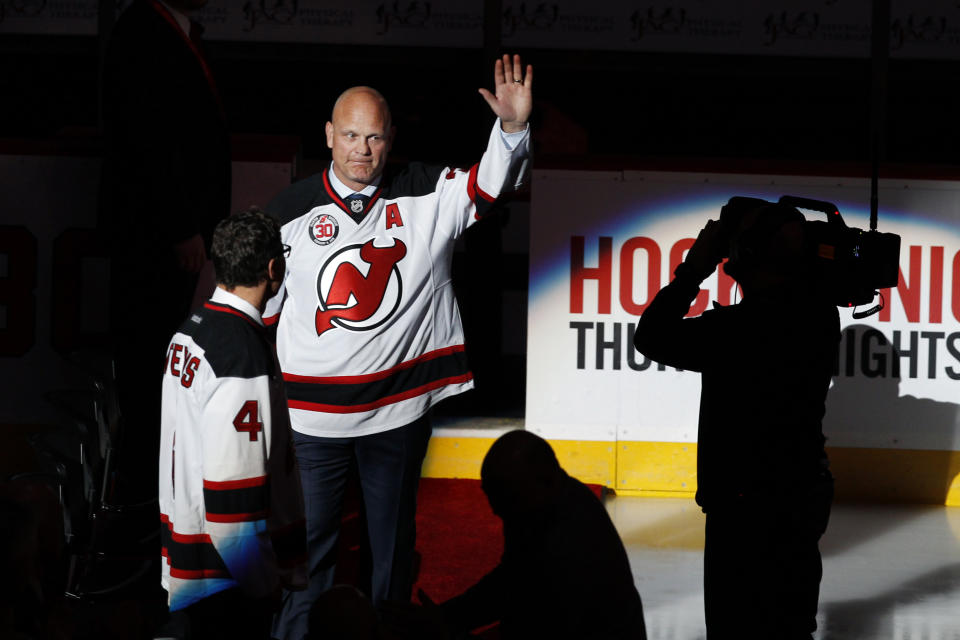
[322,166,383,224]
[326,162,381,198]
[205,287,264,327]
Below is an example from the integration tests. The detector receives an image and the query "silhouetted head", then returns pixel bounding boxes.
[481,430,565,521]
[307,585,379,640]
[325,87,394,192]
[723,202,808,295]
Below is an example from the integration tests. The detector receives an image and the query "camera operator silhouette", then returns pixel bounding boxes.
[634,201,840,639]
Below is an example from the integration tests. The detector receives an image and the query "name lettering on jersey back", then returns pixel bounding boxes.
[165,342,200,388]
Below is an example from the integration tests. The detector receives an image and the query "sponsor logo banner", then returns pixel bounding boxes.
[8,1,960,59]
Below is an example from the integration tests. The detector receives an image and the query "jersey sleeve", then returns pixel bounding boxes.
[200,373,278,598]
[262,238,290,330]
[263,284,285,332]
[438,119,531,239]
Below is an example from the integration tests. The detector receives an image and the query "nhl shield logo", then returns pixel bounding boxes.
[308,213,340,246]
[350,199,365,214]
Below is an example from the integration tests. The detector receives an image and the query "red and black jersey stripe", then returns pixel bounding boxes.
[160,514,230,580]
[203,477,269,523]
[203,301,264,331]
[283,345,471,414]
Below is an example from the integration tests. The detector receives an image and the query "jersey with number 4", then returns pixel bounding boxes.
[159,288,307,612]
[265,121,530,437]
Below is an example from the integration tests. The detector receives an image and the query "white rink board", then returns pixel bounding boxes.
[526,169,960,452]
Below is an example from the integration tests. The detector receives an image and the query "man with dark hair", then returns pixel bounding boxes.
[210,208,285,289]
[266,56,532,639]
[634,204,839,639]
[158,209,306,639]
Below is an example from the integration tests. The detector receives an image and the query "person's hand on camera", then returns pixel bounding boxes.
[681,219,726,281]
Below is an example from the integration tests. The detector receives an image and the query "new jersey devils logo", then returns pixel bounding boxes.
[315,238,407,336]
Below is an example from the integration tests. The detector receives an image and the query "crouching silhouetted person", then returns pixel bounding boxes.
[387,430,646,640]
[634,203,839,640]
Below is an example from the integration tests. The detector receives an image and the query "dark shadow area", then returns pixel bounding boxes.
[7,36,960,166]
[824,324,960,505]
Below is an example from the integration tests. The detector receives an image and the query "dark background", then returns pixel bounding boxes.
[5,37,960,163]
[2,20,959,417]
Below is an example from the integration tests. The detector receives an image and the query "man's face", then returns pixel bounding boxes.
[325,91,393,192]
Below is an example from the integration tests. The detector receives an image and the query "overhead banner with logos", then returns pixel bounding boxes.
[526,169,960,453]
[4,1,960,59]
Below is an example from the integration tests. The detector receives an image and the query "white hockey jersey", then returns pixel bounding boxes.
[264,120,530,437]
[159,288,307,611]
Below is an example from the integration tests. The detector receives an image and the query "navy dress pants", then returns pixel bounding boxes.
[272,415,432,640]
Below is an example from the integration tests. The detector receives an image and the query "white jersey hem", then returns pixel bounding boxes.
[289,380,474,438]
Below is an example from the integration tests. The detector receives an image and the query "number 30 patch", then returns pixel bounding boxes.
[232,401,264,441]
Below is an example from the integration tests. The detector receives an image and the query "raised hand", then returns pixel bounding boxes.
[479,53,533,134]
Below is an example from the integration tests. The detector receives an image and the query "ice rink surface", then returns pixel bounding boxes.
[607,496,960,640]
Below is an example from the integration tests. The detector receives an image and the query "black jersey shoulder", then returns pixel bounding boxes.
[266,162,447,224]
[381,162,446,200]
[265,173,333,226]
[176,305,273,379]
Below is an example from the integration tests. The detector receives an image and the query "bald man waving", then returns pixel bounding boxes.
[266,55,532,640]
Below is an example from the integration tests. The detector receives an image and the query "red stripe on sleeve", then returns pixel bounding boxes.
[170,531,213,544]
[205,511,269,523]
[466,163,496,203]
[162,513,216,543]
[170,568,231,580]
[203,476,268,491]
